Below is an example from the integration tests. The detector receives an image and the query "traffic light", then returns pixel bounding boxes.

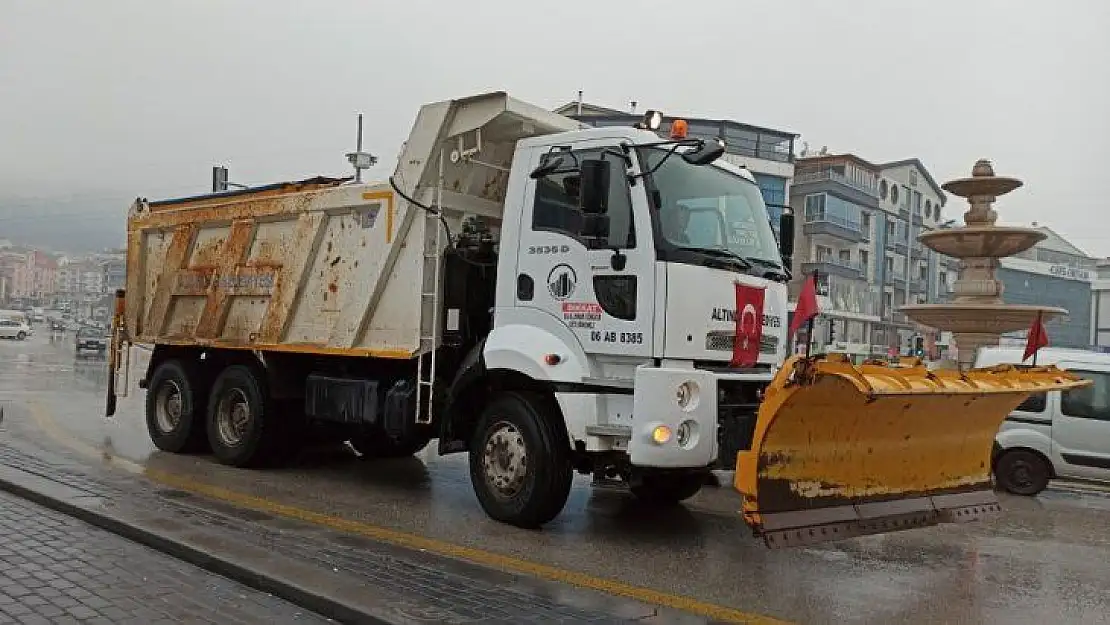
[913,335,925,357]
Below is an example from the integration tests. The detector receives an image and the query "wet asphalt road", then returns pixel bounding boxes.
[3,331,1110,624]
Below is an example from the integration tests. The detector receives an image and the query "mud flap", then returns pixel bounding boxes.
[735,354,1090,548]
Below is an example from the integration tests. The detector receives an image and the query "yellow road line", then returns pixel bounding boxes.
[26,399,790,625]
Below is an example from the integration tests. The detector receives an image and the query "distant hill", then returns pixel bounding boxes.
[0,192,133,253]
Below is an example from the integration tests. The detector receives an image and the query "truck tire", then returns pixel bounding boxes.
[206,364,285,468]
[994,449,1051,496]
[349,434,430,459]
[145,359,208,453]
[630,471,707,505]
[469,392,573,528]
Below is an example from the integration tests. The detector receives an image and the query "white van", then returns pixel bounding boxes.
[978,346,1110,496]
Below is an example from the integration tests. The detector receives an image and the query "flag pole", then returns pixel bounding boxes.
[1031,312,1041,366]
[804,269,817,359]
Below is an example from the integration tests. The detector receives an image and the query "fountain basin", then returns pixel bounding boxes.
[900,303,1067,335]
[942,175,1023,199]
[918,226,1045,259]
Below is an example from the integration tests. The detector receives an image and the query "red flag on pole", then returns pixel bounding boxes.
[1022,311,1049,363]
[732,282,766,368]
[790,272,819,338]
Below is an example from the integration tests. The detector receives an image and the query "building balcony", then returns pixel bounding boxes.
[910,278,929,293]
[803,257,865,280]
[912,212,924,226]
[803,213,864,243]
[889,239,909,255]
[793,170,879,198]
[898,207,910,220]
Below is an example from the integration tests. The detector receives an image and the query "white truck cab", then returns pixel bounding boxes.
[979,346,1110,495]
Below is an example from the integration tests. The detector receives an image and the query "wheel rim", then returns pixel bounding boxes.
[1009,459,1035,489]
[154,380,184,434]
[481,420,528,499]
[215,388,252,447]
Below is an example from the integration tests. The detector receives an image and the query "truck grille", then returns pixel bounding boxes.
[705,331,778,355]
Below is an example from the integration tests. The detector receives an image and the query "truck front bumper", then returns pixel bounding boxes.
[627,366,773,469]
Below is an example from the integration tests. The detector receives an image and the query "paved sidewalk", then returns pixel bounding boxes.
[0,490,331,625]
[0,440,712,624]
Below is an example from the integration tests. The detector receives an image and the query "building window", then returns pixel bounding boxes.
[883,292,893,311]
[885,256,894,274]
[860,250,870,273]
[838,249,852,264]
[804,193,826,215]
[861,211,871,232]
[925,199,932,216]
[879,179,889,200]
[886,221,896,237]
[909,170,919,186]
[890,185,899,205]
[815,245,833,261]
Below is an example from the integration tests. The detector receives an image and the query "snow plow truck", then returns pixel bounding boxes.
[105,91,1087,547]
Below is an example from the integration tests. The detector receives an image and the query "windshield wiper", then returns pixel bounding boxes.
[742,256,792,281]
[674,246,752,270]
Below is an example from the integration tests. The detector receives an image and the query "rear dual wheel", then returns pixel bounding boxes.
[146,359,208,453]
[145,359,292,467]
[206,364,291,467]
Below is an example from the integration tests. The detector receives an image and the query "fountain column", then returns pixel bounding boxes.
[900,160,1067,370]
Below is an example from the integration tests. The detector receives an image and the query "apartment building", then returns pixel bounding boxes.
[788,154,951,357]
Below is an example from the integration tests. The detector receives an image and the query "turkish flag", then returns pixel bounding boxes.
[789,272,819,338]
[1022,312,1049,362]
[732,282,765,368]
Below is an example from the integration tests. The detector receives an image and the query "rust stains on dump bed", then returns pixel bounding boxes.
[130,176,351,232]
[145,176,350,211]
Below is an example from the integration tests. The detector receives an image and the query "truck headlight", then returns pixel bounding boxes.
[675,380,701,412]
[676,419,698,448]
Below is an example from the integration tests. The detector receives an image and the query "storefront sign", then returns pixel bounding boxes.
[1049,264,1091,280]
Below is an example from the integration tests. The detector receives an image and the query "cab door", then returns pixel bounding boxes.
[1051,362,1110,481]
[514,141,656,358]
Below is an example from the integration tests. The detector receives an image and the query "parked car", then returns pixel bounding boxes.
[75,326,108,357]
[0,319,32,340]
[980,346,1110,495]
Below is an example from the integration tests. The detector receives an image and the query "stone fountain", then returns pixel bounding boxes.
[900,159,1067,370]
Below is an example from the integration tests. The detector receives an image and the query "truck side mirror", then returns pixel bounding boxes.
[529,154,566,179]
[578,159,610,214]
[778,208,795,265]
[680,139,725,166]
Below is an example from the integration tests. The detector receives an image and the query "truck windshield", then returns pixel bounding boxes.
[639,147,783,273]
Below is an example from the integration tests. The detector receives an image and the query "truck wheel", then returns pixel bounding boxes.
[630,471,707,505]
[994,449,1051,496]
[206,364,284,468]
[145,359,208,453]
[349,433,430,459]
[469,392,573,528]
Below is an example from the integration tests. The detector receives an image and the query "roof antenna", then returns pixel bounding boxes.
[576,90,583,116]
[346,113,378,183]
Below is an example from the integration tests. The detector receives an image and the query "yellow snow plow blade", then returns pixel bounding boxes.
[735,354,1090,548]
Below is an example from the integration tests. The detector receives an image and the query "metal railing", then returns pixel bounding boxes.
[804,209,862,233]
[812,256,864,272]
[794,170,879,197]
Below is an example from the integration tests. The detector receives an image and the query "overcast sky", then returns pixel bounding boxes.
[2,0,1108,254]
